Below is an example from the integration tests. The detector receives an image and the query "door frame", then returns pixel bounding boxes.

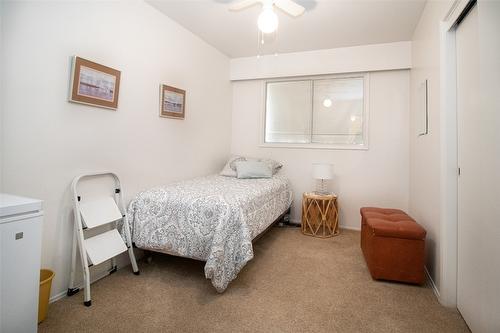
[438,0,476,308]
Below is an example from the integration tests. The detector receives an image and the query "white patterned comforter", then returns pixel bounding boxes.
[127,174,292,292]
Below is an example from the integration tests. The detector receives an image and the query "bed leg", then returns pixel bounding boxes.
[279,208,292,227]
[144,250,153,264]
[284,212,291,224]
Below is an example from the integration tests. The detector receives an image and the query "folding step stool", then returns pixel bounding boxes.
[67,172,139,306]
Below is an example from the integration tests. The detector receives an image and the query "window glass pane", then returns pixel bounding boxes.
[312,77,364,145]
[265,81,312,143]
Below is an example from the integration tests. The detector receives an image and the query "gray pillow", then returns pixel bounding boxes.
[247,157,283,175]
[220,155,283,177]
[220,155,246,177]
[235,161,272,179]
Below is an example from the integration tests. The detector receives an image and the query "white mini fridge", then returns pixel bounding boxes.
[0,193,43,333]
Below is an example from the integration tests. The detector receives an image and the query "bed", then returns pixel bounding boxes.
[126,173,293,292]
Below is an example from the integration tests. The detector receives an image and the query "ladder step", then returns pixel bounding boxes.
[84,229,127,266]
[79,197,123,229]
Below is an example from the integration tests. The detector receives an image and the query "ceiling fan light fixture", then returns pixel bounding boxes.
[257,6,278,34]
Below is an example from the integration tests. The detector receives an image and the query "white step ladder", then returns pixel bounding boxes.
[67,172,139,306]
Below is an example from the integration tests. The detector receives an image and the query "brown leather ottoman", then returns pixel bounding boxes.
[360,207,427,285]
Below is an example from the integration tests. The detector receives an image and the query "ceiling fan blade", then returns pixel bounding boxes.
[274,0,305,17]
[229,0,261,11]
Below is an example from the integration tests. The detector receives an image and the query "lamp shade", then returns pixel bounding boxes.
[312,163,333,180]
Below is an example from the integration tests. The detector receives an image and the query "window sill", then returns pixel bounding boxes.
[258,143,369,151]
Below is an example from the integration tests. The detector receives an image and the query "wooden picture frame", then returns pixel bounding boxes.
[160,84,186,119]
[69,56,121,110]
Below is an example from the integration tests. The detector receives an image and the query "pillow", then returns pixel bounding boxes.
[235,161,272,179]
[220,155,283,177]
[254,158,283,175]
[220,155,247,177]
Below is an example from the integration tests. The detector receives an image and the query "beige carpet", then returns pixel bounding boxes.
[39,228,469,333]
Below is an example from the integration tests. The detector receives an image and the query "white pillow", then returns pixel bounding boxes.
[252,158,283,175]
[220,155,246,177]
[220,155,283,177]
[235,161,272,179]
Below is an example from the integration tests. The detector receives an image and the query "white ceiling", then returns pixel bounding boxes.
[147,0,426,58]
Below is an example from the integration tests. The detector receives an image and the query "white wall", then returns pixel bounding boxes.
[1,1,231,299]
[231,41,411,80]
[409,0,452,297]
[231,70,410,229]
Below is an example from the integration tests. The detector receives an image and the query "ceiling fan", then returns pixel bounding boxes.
[229,0,306,34]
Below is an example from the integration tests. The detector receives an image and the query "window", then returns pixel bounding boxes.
[264,74,368,149]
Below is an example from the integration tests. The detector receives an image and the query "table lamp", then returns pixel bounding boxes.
[313,163,333,194]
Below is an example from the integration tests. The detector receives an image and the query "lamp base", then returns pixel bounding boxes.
[315,179,330,194]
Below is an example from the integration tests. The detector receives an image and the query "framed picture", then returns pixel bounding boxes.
[160,84,185,119]
[417,79,429,136]
[69,56,121,110]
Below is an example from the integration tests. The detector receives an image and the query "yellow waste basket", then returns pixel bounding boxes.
[38,269,55,324]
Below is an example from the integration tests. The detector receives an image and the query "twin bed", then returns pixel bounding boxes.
[126,171,292,292]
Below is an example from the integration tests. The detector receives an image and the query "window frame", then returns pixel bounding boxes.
[260,72,370,150]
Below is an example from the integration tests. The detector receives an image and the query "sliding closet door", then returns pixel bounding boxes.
[456,4,479,330]
[456,2,500,332]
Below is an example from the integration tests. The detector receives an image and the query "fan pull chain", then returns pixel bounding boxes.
[256,25,278,59]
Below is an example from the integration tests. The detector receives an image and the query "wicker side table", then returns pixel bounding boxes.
[301,192,339,238]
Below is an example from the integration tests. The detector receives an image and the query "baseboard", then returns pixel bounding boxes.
[289,219,361,231]
[340,225,361,231]
[49,267,117,303]
[50,250,144,304]
[50,290,68,303]
[425,266,441,300]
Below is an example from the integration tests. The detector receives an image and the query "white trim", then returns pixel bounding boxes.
[438,22,459,308]
[50,250,143,304]
[259,143,368,151]
[49,266,114,303]
[437,0,476,308]
[340,225,361,232]
[289,219,361,231]
[425,266,441,300]
[49,290,68,304]
[443,0,472,30]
